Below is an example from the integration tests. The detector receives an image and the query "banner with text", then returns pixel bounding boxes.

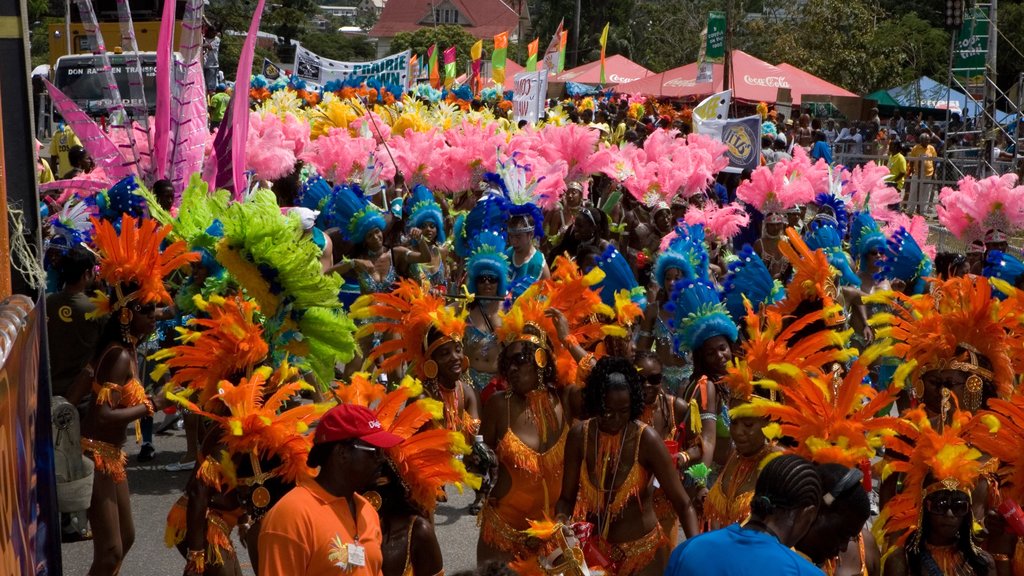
[697,114,760,173]
[513,70,548,124]
[293,46,412,90]
[953,6,987,87]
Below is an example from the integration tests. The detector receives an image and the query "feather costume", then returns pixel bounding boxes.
[875,407,981,552]
[877,227,933,296]
[350,279,467,377]
[683,202,751,245]
[668,278,737,355]
[655,223,711,288]
[767,228,845,328]
[721,245,784,326]
[338,374,480,515]
[866,275,1015,403]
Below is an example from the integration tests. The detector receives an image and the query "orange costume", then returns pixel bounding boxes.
[260,480,385,576]
[165,496,243,566]
[573,421,667,576]
[479,402,567,555]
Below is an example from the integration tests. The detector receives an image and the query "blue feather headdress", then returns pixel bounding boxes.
[323,183,386,244]
[721,244,784,326]
[593,245,646,310]
[848,211,887,269]
[877,227,933,295]
[466,229,510,298]
[484,155,544,239]
[404,184,446,242]
[96,175,147,228]
[984,250,1024,298]
[811,192,848,233]
[654,223,710,288]
[803,220,861,287]
[453,192,510,258]
[667,278,738,354]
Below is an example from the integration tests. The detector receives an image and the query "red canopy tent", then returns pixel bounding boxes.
[552,54,653,85]
[613,50,855,104]
[454,59,526,91]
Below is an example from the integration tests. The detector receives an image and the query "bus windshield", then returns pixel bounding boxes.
[53,53,178,117]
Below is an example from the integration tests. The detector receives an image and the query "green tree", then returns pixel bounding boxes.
[389,24,480,76]
[626,0,722,73]
[874,13,950,87]
[299,30,375,62]
[531,0,635,69]
[996,2,1024,94]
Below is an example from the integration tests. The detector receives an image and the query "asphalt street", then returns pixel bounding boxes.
[60,420,481,575]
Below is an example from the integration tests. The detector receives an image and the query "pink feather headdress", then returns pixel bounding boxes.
[684,201,751,244]
[621,131,728,206]
[842,161,900,221]
[737,147,819,214]
[389,127,445,187]
[538,123,615,185]
[246,111,310,182]
[883,213,936,259]
[967,174,1024,239]
[937,176,990,247]
[301,128,377,183]
[430,120,505,193]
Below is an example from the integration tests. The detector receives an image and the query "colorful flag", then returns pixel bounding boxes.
[492,31,508,86]
[558,30,568,73]
[526,38,539,72]
[543,19,563,72]
[470,40,483,94]
[443,46,456,88]
[428,44,439,88]
[599,23,609,84]
[409,53,418,80]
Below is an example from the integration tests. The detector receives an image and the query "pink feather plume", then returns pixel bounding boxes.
[389,127,445,187]
[302,128,377,183]
[684,202,751,243]
[843,161,900,220]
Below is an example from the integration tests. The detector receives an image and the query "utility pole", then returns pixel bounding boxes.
[722,0,732,97]
[573,0,580,68]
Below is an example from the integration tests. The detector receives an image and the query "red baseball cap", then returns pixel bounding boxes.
[314,404,403,448]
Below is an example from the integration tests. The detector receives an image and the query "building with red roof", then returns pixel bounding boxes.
[369,0,528,57]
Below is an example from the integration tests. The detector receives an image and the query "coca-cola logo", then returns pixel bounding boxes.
[743,75,790,88]
[608,73,640,83]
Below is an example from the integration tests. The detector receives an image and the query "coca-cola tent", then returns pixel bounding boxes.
[613,50,856,104]
[552,55,653,86]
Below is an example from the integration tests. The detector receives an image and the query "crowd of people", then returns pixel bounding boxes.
[36,69,1024,576]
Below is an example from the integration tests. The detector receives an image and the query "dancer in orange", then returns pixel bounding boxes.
[82,215,197,575]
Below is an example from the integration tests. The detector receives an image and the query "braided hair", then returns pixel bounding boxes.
[750,454,822,518]
[583,356,644,421]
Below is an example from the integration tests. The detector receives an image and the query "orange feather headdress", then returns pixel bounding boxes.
[867,275,1015,404]
[350,279,467,378]
[336,374,481,514]
[768,227,845,328]
[725,298,855,405]
[732,343,902,468]
[168,365,331,489]
[497,256,611,385]
[88,215,199,316]
[875,407,982,550]
[149,294,269,409]
[966,393,1024,506]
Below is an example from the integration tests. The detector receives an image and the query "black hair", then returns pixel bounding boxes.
[816,463,870,531]
[575,243,603,269]
[934,252,967,280]
[689,335,734,383]
[583,356,644,421]
[908,490,988,576]
[577,205,609,240]
[68,145,88,167]
[54,245,96,289]
[750,454,822,518]
[813,130,827,143]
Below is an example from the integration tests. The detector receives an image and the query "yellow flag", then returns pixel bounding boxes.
[599,23,610,84]
[470,39,483,61]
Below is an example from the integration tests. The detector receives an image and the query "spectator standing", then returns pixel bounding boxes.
[907,133,937,215]
[50,122,81,177]
[809,131,833,165]
[203,26,221,92]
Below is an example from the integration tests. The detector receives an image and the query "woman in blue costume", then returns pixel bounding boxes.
[484,158,550,298]
[847,211,896,391]
[464,229,510,392]
[320,182,432,373]
[405,184,450,291]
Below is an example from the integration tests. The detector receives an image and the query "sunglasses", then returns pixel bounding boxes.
[501,351,533,369]
[925,494,971,517]
[643,373,663,387]
[352,442,381,456]
[477,275,499,285]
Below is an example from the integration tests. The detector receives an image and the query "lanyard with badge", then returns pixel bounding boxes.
[330,498,367,571]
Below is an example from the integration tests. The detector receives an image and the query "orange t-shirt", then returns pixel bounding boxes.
[259,478,384,576]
